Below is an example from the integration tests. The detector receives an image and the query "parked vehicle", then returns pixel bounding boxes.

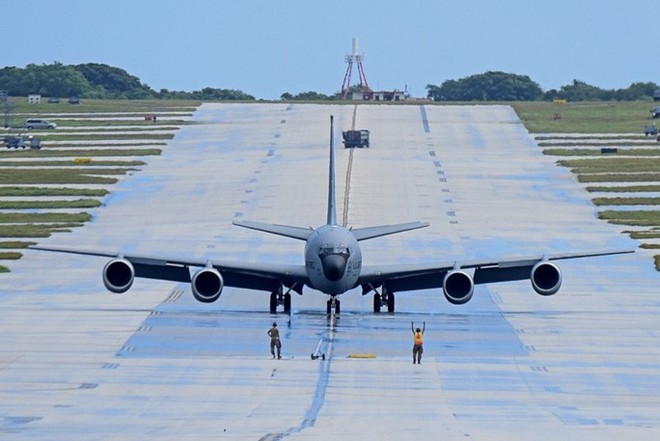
[4,135,41,149]
[644,124,658,136]
[342,129,370,148]
[24,119,56,129]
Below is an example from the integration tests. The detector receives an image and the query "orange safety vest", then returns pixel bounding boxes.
[414,331,423,345]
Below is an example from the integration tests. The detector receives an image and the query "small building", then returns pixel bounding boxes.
[27,94,41,104]
[348,90,406,101]
[372,90,405,101]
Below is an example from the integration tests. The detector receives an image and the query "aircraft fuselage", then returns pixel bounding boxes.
[304,224,362,295]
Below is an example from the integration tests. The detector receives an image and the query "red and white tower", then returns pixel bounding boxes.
[340,38,372,100]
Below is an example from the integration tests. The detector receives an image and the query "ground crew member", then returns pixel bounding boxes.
[411,321,425,364]
[267,322,282,359]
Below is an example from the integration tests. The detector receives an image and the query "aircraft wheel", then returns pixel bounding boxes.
[373,293,381,313]
[335,300,340,315]
[283,293,291,314]
[269,292,278,313]
[326,299,332,315]
[387,292,395,313]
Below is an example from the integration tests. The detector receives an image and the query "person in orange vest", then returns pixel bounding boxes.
[411,321,426,364]
[267,322,282,359]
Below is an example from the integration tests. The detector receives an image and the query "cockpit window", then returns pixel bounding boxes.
[320,245,350,256]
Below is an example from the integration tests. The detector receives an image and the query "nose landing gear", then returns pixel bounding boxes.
[326,296,341,316]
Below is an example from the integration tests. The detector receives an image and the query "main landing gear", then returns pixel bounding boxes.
[269,287,292,314]
[326,296,341,316]
[373,287,395,313]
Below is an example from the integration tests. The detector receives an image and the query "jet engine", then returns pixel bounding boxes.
[531,261,562,296]
[102,258,135,293]
[443,270,474,305]
[191,268,224,303]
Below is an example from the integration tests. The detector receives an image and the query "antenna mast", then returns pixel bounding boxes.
[340,38,371,100]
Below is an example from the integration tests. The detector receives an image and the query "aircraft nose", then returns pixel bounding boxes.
[321,254,347,281]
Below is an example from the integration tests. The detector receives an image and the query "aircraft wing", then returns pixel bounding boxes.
[357,249,634,293]
[29,245,309,293]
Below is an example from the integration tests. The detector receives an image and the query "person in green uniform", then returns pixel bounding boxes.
[267,322,282,359]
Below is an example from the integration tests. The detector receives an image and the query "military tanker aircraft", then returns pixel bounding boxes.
[31,116,632,315]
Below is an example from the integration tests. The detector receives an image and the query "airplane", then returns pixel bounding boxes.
[30,116,633,315]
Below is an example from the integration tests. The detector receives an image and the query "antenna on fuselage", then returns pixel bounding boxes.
[327,115,337,226]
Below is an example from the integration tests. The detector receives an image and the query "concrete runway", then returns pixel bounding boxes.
[1,103,658,440]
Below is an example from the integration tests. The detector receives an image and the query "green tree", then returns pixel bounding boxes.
[188,87,254,100]
[280,90,335,101]
[614,82,659,101]
[0,63,91,97]
[427,71,542,101]
[74,63,155,99]
[554,80,604,101]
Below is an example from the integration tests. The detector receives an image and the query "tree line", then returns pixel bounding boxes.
[1,63,657,102]
[426,71,659,102]
[0,62,254,100]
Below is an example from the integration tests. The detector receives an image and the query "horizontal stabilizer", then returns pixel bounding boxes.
[232,220,313,241]
[351,221,429,241]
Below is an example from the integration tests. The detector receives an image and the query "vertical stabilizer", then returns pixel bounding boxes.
[327,115,337,226]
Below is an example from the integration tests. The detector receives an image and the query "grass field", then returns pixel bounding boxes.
[0,98,196,272]
[0,199,102,209]
[543,148,660,157]
[7,97,200,115]
[0,187,108,196]
[558,157,660,173]
[0,148,162,158]
[0,168,124,184]
[512,101,660,270]
[586,185,660,193]
[511,101,657,133]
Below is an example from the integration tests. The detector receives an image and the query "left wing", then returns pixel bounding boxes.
[358,249,634,301]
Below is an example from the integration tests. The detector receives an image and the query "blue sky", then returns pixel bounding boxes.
[2,0,658,99]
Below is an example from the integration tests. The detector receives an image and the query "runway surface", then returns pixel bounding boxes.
[1,103,658,440]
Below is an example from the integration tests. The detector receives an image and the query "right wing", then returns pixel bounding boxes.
[29,245,309,294]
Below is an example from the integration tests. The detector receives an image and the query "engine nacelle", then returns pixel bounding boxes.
[531,261,562,296]
[191,268,224,303]
[102,258,135,293]
[443,270,474,305]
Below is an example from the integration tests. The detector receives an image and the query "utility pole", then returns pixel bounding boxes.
[0,90,10,129]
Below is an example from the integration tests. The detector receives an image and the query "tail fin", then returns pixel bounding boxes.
[327,115,337,226]
[233,114,430,241]
[233,115,339,240]
[324,114,427,238]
